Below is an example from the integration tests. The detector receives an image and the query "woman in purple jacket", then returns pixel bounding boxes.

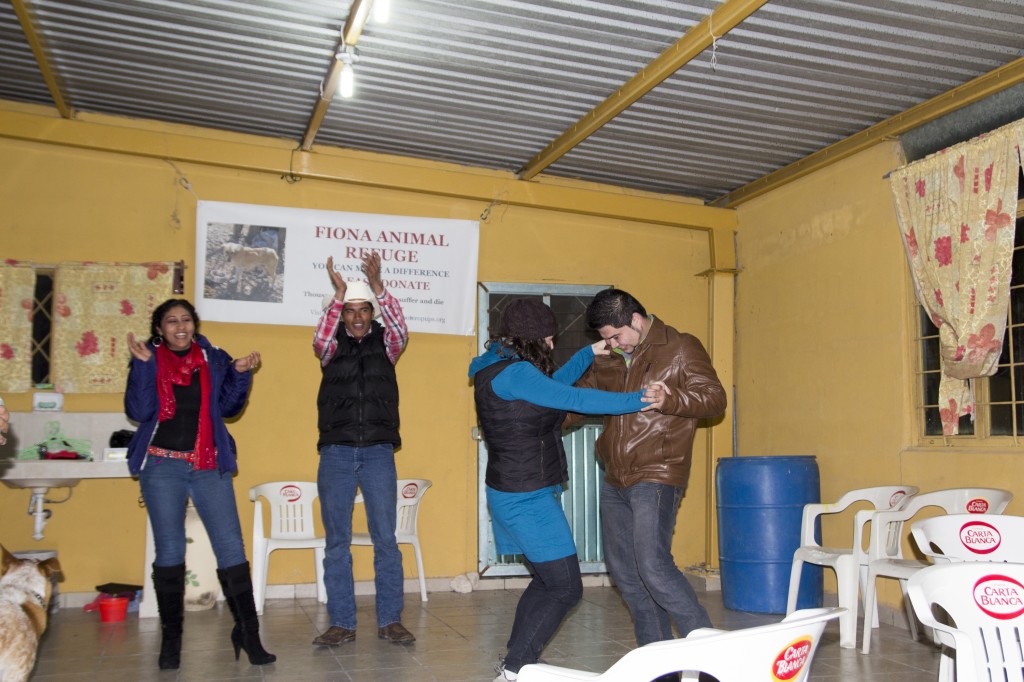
[124,298,273,670]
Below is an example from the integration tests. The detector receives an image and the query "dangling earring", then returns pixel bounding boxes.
[152,335,163,347]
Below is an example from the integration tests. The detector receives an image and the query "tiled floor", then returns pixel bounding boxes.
[29,583,939,681]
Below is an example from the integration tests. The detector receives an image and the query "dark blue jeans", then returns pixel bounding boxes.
[317,443,404,629]
[503,554,583,673]
[601,481,712,645]
[139,456,247,568]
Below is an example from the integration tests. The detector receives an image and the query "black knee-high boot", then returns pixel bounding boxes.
[216,562,276,665]
[152,563,186,670]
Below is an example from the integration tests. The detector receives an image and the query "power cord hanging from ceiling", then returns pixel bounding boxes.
[164,159,198,230]
[479,200,499,222]
[282,146,303,184]
[708,13,720,72]
[479,191,510,222]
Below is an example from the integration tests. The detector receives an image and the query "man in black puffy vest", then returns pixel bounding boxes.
[310,251,415,646]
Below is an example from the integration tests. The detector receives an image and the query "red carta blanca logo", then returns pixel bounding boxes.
[280,485,302,502]
[960,520,1001,554]
[888,490,910,508]
[974,574,1024,619]
[402,483,419,499]
[966,498,990,513]
[772,636,813,681]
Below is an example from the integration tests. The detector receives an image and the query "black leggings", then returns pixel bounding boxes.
[503,554,583,672]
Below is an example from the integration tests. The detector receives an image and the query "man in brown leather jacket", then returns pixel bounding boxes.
[576,288,726,677]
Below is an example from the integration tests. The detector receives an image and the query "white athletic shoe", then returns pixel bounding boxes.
[492,657,518,681]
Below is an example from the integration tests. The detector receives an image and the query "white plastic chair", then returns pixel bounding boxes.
[786,485,918,648]
[911,514,1024,564]
[860,487,1012,654]
[908,561,1024,682]
[352,478,432,602]
[248,481,326,615]
[517,607,844,681]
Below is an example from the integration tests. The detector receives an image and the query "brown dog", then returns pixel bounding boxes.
[0,546,62,682]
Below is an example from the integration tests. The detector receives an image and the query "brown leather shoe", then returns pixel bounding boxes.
[312,626,356,646]
[377,622,416,643]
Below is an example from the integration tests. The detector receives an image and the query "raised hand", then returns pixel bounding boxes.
[127,332,153,362]
[362,251,384,296]
[327,256,347,301]
[591,338,611,356]
[234,351,261,373]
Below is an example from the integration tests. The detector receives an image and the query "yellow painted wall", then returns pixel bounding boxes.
[734,141,1023,611]
[0,104,730,593]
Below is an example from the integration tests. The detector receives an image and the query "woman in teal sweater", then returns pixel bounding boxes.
[469,298,668,682]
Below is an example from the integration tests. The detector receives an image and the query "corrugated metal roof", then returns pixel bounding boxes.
[314,1,719,170]
[0,1,51,105]
[1,0,1023,204]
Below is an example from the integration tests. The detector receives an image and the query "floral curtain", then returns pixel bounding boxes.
[0,261,37,392]
[891,118,1024,435]
[52,262,175,393]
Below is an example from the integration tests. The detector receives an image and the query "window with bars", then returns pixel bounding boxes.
[915,167,1024,441]
[29,269,54,386]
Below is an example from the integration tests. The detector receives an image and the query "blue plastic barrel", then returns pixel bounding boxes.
[716,455,822,614]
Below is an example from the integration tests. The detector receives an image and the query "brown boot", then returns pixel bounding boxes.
[378,622,415,643]
[312,626,356,646]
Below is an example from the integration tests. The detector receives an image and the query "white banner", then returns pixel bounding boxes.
[194,201,479,335]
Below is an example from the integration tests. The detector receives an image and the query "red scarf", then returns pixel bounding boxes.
[156,342,216,471]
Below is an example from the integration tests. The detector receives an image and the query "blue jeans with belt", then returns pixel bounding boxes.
[600,481,712,645]
[317,443,404,629]
[139,455,247,568]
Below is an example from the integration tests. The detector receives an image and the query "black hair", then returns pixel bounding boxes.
[150,298,200,344]
[585,288,647,330]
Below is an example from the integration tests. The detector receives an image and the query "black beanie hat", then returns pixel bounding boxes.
[500,298,558,340]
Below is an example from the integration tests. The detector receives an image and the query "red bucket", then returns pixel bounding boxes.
[98,595,129,623]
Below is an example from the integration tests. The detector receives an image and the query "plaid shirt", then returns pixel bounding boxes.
[313,289,408,367]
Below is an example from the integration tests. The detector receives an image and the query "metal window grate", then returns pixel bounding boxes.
[563,422,606,571]
[30,269,54,386]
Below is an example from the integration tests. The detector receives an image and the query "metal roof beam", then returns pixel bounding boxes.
[301,0,373,151]
[517,0,769,181]
[0,104,736,244]
[10,0,73,119]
